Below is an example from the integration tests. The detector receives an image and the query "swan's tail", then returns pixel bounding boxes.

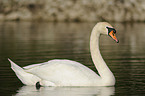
[8,58,41,85]
[8,58,24,73]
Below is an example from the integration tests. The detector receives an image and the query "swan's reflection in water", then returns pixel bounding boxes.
[15,86,115,96]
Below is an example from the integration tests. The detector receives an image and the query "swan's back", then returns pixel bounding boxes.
[25,59,101,86]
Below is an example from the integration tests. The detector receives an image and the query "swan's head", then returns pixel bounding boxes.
[96,22,119,43]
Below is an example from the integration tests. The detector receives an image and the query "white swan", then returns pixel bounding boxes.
[8,22,119,87]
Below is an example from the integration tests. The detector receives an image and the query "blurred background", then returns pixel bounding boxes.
[0,0,145,22]
[1,0,145,96]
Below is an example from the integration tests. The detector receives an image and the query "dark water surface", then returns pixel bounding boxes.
[0,22,145,96]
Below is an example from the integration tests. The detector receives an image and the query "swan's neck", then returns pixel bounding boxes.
[90,27,115,85]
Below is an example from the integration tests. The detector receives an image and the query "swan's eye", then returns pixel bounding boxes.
[106,27,119,43]
[106,27,116,35]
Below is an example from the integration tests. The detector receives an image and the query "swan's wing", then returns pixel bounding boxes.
[23,62,48,69]
[25,59,101,86]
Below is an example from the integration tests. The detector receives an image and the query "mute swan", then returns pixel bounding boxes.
[8,22,119,87]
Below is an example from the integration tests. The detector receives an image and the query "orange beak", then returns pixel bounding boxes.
[109,31,119,43]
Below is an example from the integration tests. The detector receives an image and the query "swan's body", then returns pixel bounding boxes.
[9,22,119,86]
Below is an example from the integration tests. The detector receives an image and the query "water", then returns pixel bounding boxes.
[0,22,145,96]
